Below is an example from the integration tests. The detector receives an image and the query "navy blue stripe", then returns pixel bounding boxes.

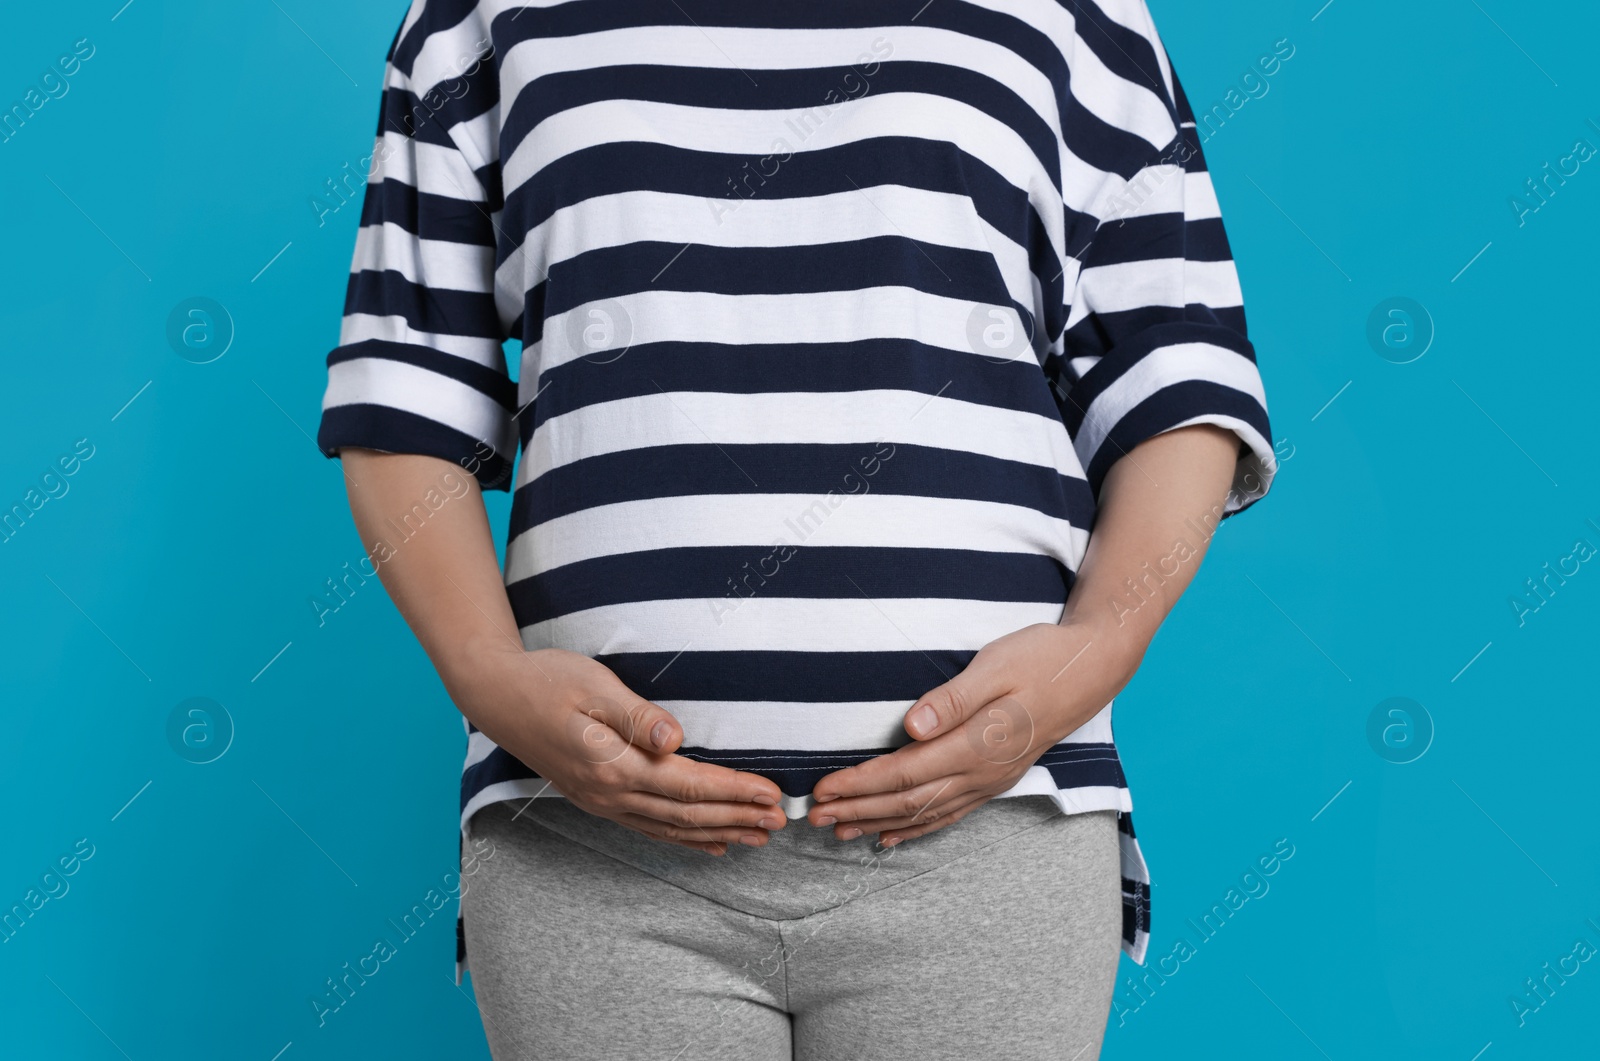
[1183,216,1233,262]
[342,269,504,341]
[1083,379,1269,496]
[393,0,479,79]
[1037,742,1128,789]
[461,748,537,813]
[542,235,1013,317]
[528,340,1059,434]
[1055,307,1251,383]
[503,135,1064,261]
[1061,0,1171,112]
[1176,121,1212,176]
[1058,320,1258,436]
[1122,874,1151,943]
[380,84,486,148]
[1082,213,1232,267]
[490,0,1165,179]
[508,545,1074,622]
[472,157,502,211]
[506,60,1060,177]
[510,441,1093,528]
[358,177,496,245]
[676,747,923,798]
[328,338,517,409]
[317,404,514,492]
[499,59,1108,196]
[599,649,972,703]
[500,142,1080,345]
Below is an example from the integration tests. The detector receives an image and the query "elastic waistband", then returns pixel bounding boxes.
[473,794,1104,922]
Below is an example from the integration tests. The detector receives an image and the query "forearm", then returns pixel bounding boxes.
[336,448,523,694]
[1059,424,1243,670]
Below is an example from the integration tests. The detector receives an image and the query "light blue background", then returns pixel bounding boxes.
[2,1,1596,1058]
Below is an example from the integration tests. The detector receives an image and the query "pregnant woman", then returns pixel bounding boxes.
[317,1,1276,1057]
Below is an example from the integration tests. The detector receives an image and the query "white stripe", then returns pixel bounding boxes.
[1185,168,1223,220]
[352,222,495,293]
[505,491,1088,580]
[1097,159,1183,224]
[460,779,563,838]
[1009,777,1132,815]
[522,598,1065,655]
[339,312,506,362]
[373,130,488,201]
[407,8,496,99]
[324,355,515,454]
[500,23,1062,128]
[499,93,1076,253]
[394,0,428,55]
[531,286,1047,379]
[446,103,500,175]
[639,696,1116,751]
[655,700,935,751]
[518,389,1076,487]
[498,19,1174,182]
[1073,256,1243,318]
[1073,340,1267,458]
[969,0,1175,142]
[498,186,1035,308]
[1085,0,1173,104]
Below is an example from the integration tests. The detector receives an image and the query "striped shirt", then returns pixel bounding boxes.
[316,0,1276,983]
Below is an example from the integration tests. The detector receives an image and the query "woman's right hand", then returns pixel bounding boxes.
[333,449,783,854]
[445,639,788,855]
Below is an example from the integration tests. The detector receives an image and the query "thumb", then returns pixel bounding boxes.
[575,686,685,757]
[903,660,1008,740]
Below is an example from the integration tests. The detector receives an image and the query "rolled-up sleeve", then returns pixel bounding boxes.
[1055,68,1275,518]
[316,4,516,492]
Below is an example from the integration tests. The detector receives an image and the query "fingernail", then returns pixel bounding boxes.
[739,834,764,847]
[760,817,783,829]
[752,793,777,805]
[815,792,838,803]
[840,827,862,840]
[908,704,938,737]
[883,836,902,847]
[816,815,836,826]
[650,720,672,748]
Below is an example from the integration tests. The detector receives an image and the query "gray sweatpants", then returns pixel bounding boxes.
[462,794,1122,1061]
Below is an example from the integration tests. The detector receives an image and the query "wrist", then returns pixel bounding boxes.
[1053,610,1148,690]
[435,628,528,692]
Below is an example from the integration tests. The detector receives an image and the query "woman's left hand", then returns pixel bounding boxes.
[807,618,1146,845]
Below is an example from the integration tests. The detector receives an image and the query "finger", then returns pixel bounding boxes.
[812,774,971,832]
[960,695,1043,768]
[624,790,787,834]
[614,812,769,849]
[572,690,687,756]
[628,828,730,855]
[903,660,1013,741]
[811,732,970,806]
[871,794,992,846]
[628,828,730,856]
[644,753,786,809]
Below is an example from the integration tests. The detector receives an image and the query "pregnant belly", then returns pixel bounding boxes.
[509,527,1072,772]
